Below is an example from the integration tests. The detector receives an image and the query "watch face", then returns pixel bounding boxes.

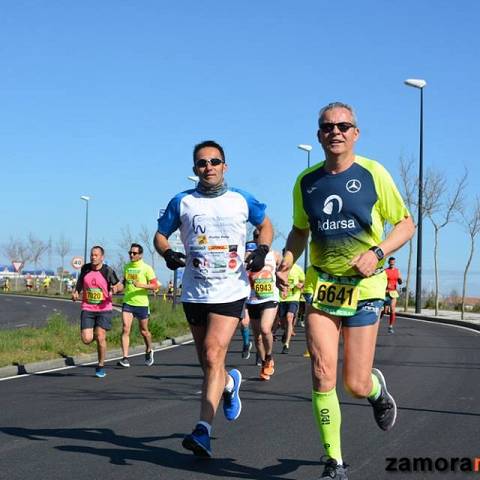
[370,246,384,260]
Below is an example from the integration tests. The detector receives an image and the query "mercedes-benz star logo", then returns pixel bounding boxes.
[346,179,361,193]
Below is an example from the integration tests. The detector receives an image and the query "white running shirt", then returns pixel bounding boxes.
[158,188,267,303]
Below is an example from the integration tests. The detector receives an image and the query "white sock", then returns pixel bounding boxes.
[197,421,212,435]
[224,374,234,393]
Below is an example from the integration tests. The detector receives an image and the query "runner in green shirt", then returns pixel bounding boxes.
[118,243,159,368]
[277,102,415,479]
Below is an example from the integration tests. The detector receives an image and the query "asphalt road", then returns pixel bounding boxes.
[1,317,479,480]
[0,294,82,329]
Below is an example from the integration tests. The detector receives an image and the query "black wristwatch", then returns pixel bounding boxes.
[369,246,385,261]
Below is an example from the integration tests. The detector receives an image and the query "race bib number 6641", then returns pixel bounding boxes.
[312,274,359,317]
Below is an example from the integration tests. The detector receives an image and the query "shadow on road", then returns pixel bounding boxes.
[0,426,317,479]
[340,401,480,417]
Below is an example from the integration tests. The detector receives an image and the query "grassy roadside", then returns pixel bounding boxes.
[0,299,189,367]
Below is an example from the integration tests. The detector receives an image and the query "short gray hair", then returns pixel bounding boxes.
[318,102,358,127]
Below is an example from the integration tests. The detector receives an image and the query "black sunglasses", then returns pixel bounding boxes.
[319,122,356,133]
[195,158,224,168]
[128,251,140,255]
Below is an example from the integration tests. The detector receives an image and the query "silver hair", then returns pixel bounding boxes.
[318,102,358,127]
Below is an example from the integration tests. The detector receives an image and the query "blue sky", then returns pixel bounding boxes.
[1,1,479,294]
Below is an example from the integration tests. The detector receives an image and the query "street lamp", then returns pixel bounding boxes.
[80,196,90,265]
[404,78,427,313]
[297,144,313,274]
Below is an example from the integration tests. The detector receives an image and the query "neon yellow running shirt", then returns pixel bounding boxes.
[280,263,305,302]
[123,260,157,307]
[293,156,409,300]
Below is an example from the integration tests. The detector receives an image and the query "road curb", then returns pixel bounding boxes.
[398,313,480,332]
[0,334,193,379]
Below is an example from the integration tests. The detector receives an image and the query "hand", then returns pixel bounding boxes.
[246,244,269,272]
[164,249,186,270]
[72,291,79,302]
[350,250,379,277]
[276,257,291,297]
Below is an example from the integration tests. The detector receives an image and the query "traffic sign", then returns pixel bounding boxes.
[12,261,23,273]
[71,256,84,270]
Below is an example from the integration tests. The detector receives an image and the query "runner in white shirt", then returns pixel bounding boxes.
[154,140,273,458]
[246,229,281,381]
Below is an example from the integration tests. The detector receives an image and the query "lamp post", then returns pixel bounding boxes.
[297,144,312,274]
[80,196,90,265]
[404,78,426,313]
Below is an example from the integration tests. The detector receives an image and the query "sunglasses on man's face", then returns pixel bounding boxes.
[195,158,224,168]
[128,251,140,256]
[319,122,356,133]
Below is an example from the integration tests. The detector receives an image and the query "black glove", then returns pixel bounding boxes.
[163,249,186,270]
[246,244,269,272]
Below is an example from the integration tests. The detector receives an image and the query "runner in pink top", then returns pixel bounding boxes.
[72,245,122,377]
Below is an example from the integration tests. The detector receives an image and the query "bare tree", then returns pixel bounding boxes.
[27,233,49,271]
[139,224,158,269]
[118,225,135,252]
[460,197,480,319]
[398,155,417,311]
[2,236,31,267]
[424,169,467,315]
[55,235,72,294]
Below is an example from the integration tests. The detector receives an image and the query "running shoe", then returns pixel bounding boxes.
[388,326,395,334]
[255,352,262,366]
[182,424,212,457]
[223,369,242,421]
[320,457,348,479]
[368,368,397,431]
[303,349,310,358]
[95,366,106,378]
[260,359,275,381]
[145,350,154,366]
[242,341,252,359]
[281,344,289,354]
[299,320,305,328]
[117,357,130,368]
[263,358,275,376]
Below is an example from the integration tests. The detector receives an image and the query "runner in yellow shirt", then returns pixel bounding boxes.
[278,262,304,354]
[118,243,159,368]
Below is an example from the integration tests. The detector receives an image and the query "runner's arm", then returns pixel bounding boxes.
[276,226,309,293]
[154,232,171,256]
[254,216,273,248]
[351,215,415,277]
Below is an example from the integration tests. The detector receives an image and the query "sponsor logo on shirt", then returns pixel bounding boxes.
[318,194,357,232]
[192,214,207,234]
[346,179,361,193]
[197,235,208,245]
[208,245,228,251]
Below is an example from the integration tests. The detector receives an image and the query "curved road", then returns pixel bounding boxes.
[0,317,479,479]
[0,294,83,329]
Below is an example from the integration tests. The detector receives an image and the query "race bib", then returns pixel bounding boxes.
[312,271,359,316]
[388,290,399,299]
[253,278,274,298]
[86,288,104,304]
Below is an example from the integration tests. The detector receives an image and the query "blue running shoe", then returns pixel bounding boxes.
[223,369,242,421]
[182,424,212,457]
[95,366,106,378]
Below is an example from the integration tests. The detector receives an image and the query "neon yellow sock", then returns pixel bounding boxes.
[368,372,381,400]
[312,388,342,462]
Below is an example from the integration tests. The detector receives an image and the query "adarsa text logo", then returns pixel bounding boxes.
[386,456,480,474]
